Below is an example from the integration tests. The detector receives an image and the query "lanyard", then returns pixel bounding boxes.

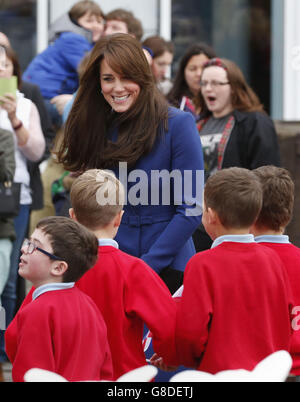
[198,115,235,170]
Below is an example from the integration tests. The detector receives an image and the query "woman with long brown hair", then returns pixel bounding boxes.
[167,43,216,120]
[193,57,280,252]
[58,34,204,294]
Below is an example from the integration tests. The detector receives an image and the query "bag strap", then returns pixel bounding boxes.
[197,117,209,132]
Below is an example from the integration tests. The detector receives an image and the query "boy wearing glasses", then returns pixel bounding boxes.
[4,216,112,382]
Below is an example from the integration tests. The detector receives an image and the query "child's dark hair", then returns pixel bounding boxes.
[204,167,263,229]
[36,216,98,282]
[253,165,294,231]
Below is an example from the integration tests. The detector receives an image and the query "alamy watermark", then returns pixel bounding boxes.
[292,307,300,331]
[95,163,204,217]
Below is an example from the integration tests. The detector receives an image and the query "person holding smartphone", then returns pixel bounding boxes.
[0,45,45,370]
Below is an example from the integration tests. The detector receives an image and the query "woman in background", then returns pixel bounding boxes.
[142,35,174,95]
[193,57,280,252]
[167,43,216,120]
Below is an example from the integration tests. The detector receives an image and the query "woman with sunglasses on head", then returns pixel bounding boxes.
[193,58,281,252]
[57,34,204,295]
[167,43,216,121]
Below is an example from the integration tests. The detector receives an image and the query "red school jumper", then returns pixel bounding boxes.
[5,287,113,382]
[257,239,300,375]
[176,241,294,374]
[76,244,177,380]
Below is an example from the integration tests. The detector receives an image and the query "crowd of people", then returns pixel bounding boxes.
[0,0,298,383]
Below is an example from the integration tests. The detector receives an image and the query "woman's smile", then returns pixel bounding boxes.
[100,58,140,113]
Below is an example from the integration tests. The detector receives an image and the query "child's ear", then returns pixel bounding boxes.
[51,261,68,278]
[114,210,124,228]
[69,208,77,221]
[207,207,218,225]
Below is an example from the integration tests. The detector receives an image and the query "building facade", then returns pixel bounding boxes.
[0,0,298,120]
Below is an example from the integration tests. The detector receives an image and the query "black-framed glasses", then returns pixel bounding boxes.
[199,80,230,89]
[22,239,62,261]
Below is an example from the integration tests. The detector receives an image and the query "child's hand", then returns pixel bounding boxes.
[149,353,178,372]
[51,95,73,115]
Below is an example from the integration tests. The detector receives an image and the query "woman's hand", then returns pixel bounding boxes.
[0,93,30,146]
[0,93,18,124]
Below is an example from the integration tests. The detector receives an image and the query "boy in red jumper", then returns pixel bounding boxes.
[5,217,112,382]
[252,165,300,379]
[176,167,294,374]
[70,169,177,380]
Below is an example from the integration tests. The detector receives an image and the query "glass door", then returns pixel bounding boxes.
[0,0,37,72]
[172,0,271,113]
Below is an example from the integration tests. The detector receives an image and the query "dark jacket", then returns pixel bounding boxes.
[194,110,281,252]
[221,110,281,169]
[21,81,56,210]
[0,129,16,240]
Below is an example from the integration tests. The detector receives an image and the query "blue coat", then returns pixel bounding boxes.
[111,108,204,274]
[23,13,93,100]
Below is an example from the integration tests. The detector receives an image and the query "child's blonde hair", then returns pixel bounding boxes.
[70,169,125,230]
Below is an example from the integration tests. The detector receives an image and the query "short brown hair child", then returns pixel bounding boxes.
[105,9,144,41]
[253,165,294,232]
[252,165,300,377]
[204,167,263,229]
[36,216,99,282]
[175,167,293,375]
[5,216,112,382]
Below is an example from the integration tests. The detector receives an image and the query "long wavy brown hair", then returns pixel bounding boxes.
[57,34,169,172]
[167,43,216,108]
[196,58,265,116]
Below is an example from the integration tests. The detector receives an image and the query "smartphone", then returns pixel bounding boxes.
[0,76,17,98]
